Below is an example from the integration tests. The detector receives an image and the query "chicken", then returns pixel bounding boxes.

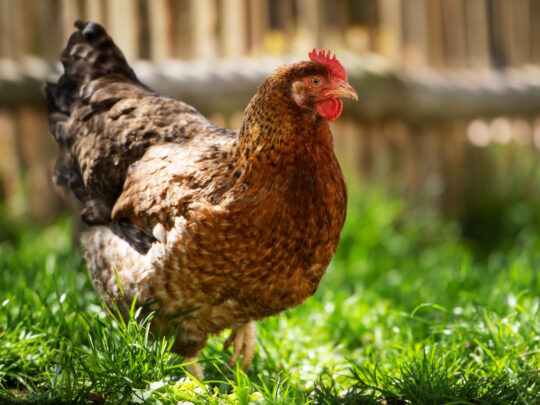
[46,21,357,378]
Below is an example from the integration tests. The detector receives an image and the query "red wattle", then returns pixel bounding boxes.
[316,98,343,121]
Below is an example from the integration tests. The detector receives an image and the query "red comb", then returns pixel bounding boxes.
[308,48,347,81]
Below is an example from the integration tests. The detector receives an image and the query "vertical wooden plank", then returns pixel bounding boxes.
[330,0,372,53]
[509,0,530,66]
[277,0,295,34]
[332,0,349,50]
[246,0,268,55]
[0,110,22,216]
[107,0,138,61]
[60,0,82,44]
[531,0,540,64]
[441,0,467,68]
[378,0,402,62]
[136,0,151,60]
[17,107,63,222]
[170,0,193,59]
[21,0,62,60]
[405,124,425,203]
[84,0,108,25]
[359,120,388,182]
[190,0,218,59]
[337,118,366,179]
[372,120,392,181]
[13,0,28,58]
[380,120,419,197]
[42,0,63,61]
[329,118,363,184]
[357,120,375,178]
[0,3,3,58]
[383,119,411,185]
[265,0,294,54]
[221,0,247,58]
[161,0,176,59]
[464,0,490,68]
[366,0,380,52]
[7,0,24,60]
[297,0,322,47]
[147,0,177,63]
[437,120,466,216]
[421,125,445,203]
[18,0,46,58]
[85,0,102,21]
[0,0,12,58]
[319,1,338,50]
[488,0,512,68]
[426,0,445,67]
[402,0,428,65]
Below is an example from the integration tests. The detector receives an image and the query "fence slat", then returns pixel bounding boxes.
[221,0,247,58]
[190,0,218,59]
[60,0,82,45]
[297,0,323,48]
[532,0,540,64]
[146,0,169,61]
[84,0,108,25]
[442,0,466,68]
[426,0,445,67]
[378,0,402,62]
[17,107,62,221]
[402,0,428,65]
[0,0,10,58]
[489,0,513,68]
[464,0,490,68]
[0,110,21,213]
[247,0,268,55]
[168,0,193,59]
[509,0,530,66]
[107,0,138,60]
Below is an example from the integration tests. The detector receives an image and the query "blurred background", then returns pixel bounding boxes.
[0,0,539,253]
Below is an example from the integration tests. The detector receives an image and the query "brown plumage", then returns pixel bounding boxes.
[46,21,357,377]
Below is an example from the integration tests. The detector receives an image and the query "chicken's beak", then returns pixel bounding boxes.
[325,82,358,101]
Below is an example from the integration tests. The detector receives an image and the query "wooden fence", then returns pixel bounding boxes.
[0,0,539,222]
[2,0,540,66]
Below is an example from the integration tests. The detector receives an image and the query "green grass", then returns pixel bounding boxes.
[0,186,539,404]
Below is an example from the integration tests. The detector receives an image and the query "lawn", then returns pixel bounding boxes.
[0,186,538,404]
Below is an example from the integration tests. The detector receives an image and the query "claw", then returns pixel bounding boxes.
[224,321,256,369]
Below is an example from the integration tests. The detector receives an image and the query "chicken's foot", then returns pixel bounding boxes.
[223,321,256,369]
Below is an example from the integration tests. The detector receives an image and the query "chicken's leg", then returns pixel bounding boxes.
[178,338,207,380]
[185,357,204,380]
[223,321,256,369]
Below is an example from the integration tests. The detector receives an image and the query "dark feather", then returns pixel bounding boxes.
[109,219,155,254]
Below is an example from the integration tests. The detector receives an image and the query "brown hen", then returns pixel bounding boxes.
[46,21,357,378]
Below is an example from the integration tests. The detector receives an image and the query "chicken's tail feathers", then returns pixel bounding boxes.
[46,21,142,224]
[46,21,139,119]
[61,21,139,86]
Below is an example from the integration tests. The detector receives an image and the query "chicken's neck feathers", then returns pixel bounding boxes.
[231,83,334,185]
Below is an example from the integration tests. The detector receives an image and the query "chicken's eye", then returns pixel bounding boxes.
[309,76,322,87]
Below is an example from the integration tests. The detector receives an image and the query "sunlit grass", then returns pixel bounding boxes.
[0,187,539,403]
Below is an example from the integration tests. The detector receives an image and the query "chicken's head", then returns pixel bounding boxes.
[291,49,358,121]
